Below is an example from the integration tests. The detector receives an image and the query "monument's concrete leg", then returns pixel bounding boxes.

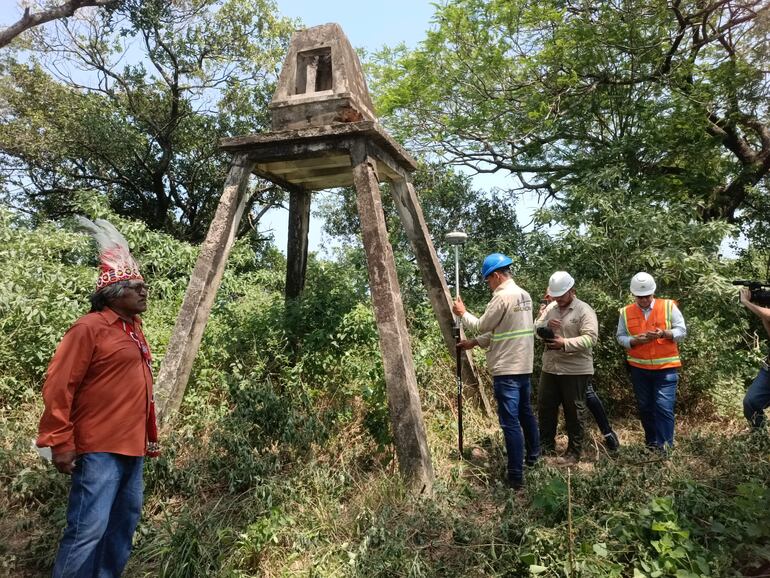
[155,153,256,423]
[286,188,311,299]
[351,142,434,494]
[390,179,493,418]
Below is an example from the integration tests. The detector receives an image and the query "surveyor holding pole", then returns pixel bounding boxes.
[452,253,540,490]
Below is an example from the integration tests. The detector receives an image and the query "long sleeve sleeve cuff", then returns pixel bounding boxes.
[617,335,632,349]
[476,332,492,349]
[462,311,480,331]
[670,328,686,342]
[36,431,76,455]
[51,439,76,455]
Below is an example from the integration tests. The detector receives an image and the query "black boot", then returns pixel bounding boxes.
[604,431,620,451]
[507,475,524,490]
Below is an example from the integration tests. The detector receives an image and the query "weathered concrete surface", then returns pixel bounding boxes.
[222,121,415,173]
[154,154,255,423]
[270,23,375,131]
[286,188,311,299]
[220,122,417,191]
[391,179,493,418]
[351,141,434,495]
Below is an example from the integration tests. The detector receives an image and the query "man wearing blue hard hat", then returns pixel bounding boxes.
[452,253,540,489]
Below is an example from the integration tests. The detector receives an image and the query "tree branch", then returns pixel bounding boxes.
[0,0,117,48]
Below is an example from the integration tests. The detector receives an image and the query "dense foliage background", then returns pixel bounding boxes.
[2,0,770,576]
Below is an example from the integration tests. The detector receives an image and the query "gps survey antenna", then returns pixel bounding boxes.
[445,230,468,457]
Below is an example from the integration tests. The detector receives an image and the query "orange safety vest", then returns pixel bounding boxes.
[620,298,682,370]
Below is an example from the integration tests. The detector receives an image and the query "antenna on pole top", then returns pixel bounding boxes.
[445,231,468,246]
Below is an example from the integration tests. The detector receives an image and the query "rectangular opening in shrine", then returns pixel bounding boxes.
[295,48,333,95]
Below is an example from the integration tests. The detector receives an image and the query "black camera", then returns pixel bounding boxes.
[733,280,770,307]
[536,326,555,341]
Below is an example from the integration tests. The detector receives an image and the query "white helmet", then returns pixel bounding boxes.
[548,271,575,298]
[630,272,656,296]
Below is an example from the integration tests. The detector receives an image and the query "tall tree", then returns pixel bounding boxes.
[318,163,531,306]
[0,0,294,240]
[372,0,770,228]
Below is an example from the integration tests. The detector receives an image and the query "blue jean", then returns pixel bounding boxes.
[744,366,770,429]
[630,367,678,448]
[493,374,540,484]
[53,453,144,578]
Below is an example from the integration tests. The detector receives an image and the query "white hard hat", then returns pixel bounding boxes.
[548,271,575,298]
[630,272,656,296]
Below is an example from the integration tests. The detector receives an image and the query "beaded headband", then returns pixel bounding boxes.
[75,217,143,290]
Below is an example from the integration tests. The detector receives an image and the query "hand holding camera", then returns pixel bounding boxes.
[739,287,752,306]
[734,280,770,307]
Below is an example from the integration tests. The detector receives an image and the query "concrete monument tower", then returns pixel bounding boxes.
[155,24,486,493]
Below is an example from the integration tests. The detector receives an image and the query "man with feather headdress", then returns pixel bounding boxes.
[36,217,158,578]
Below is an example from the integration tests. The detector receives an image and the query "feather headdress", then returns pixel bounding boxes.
[75,217,143,290]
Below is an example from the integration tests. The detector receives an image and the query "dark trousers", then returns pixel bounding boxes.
[538,372,589,457]
[586,382,613,436]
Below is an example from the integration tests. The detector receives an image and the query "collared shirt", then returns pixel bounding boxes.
[37,308,154,456]
[616,298,686,349]
[535,297,599,375]
[461,278,534,376]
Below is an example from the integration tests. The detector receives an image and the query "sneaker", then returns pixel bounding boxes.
[525,458,539,468]
[604,431,620,451]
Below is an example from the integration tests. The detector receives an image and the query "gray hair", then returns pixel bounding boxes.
[89,280,131,312]
[496,266,512,278]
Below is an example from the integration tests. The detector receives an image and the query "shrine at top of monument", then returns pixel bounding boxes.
[269,23,376,131]
[219,23,417,191]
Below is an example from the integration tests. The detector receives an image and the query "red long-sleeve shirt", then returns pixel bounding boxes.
[36,308,153,456]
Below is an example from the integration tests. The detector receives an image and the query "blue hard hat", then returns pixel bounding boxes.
[481,253,513,279]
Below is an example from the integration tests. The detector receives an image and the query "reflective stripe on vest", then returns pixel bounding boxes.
[491,328,534,342]
[626,355,681,366]
[623,299,682,370]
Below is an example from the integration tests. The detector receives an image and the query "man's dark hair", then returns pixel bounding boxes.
[89,281,129,312]
[496,266,512,278]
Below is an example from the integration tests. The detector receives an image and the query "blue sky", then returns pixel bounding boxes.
[1,0,437,49]
[1,0,437,48]
[276,0,436,52]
